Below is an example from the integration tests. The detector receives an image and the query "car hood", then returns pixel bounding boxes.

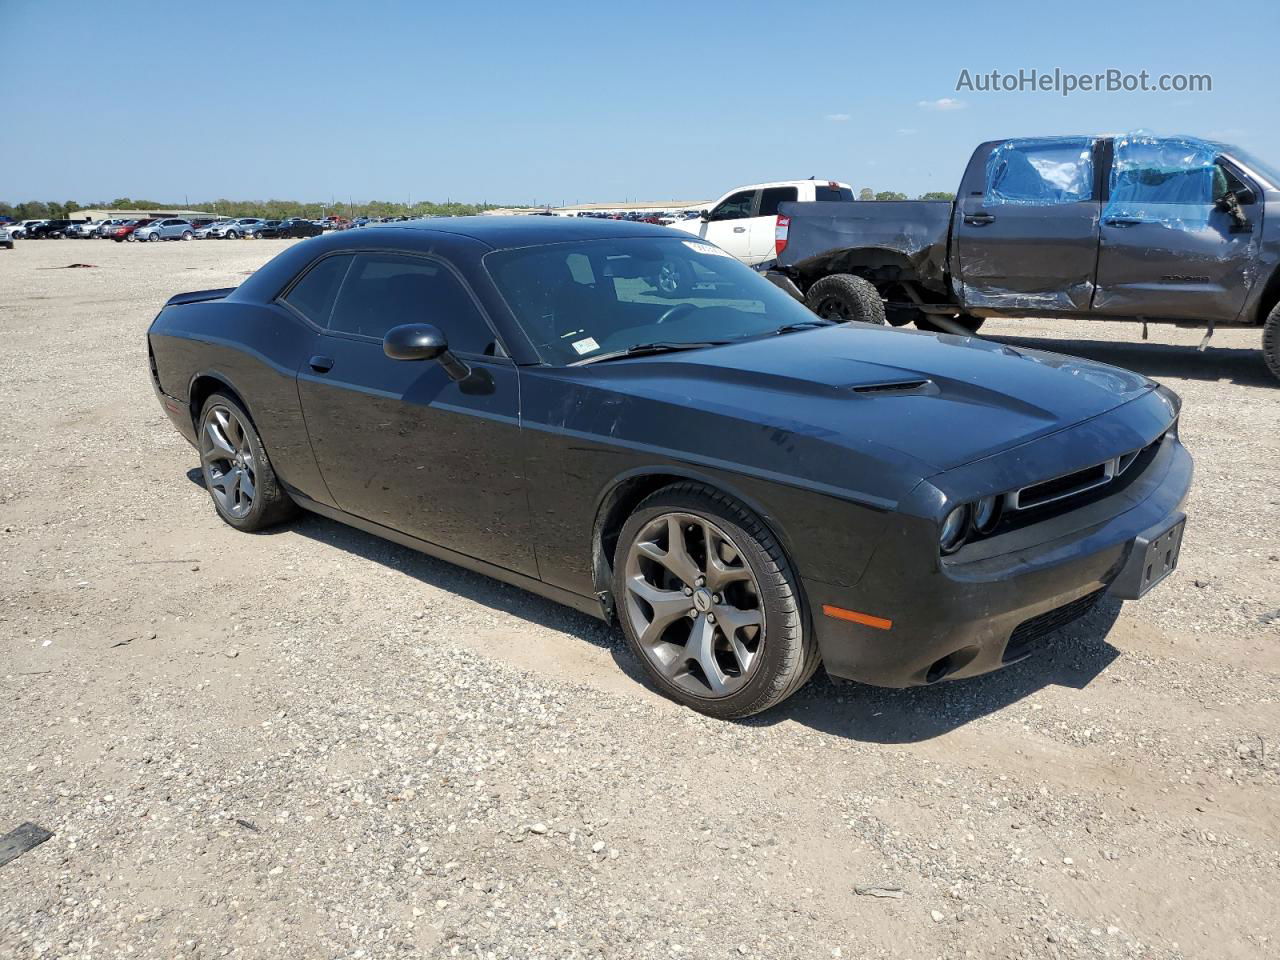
[571,324,1156,472]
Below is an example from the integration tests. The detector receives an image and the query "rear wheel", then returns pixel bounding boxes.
[197,393,299,532]
[182,230,193,241]
[613,483,819,719]
[804,273,886,325]
[1263,301,1280,383]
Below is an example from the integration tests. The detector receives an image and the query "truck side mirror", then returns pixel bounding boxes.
[700,210,712,222]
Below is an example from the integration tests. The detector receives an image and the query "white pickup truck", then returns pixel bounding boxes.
[669,179,853,266]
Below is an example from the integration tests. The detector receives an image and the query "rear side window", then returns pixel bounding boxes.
[327,253,493,354]
[984,137,1095,205]
[758,187,799,217]
[282,254,354,327]
[813,185,854,202]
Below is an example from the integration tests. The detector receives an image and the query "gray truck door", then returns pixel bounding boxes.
[954,137,1101,313]
[1092,136,1260,320]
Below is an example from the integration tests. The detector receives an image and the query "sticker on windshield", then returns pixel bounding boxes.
[571,336,600,355]
[682,240,732,258]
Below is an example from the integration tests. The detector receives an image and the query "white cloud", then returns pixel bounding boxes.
[896,128,917,135]
[917,98,966,111]
[824,113,851,122]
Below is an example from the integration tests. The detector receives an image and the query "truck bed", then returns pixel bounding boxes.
[776,200,953,293]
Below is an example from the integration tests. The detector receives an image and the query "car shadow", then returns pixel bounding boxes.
[185,468,1124,742]
[984,331,1274,388]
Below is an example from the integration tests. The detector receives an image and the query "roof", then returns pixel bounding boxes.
[364,215,680,249]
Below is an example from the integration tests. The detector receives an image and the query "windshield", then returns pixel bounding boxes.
[1215,144,1280,189]
[485,237,824,365]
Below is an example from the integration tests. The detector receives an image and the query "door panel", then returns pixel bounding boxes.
[954,201,1101,311]
[689,190,757,261]
[1092,146,1261,319]
[955,137,1101,312]
[747,186,799,264]
[297,340,537,576]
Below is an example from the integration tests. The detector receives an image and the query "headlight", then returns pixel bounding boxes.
[973,495,1002,534]
[939,505,969,554]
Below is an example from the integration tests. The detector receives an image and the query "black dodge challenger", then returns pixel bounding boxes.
[148,217,1192,718]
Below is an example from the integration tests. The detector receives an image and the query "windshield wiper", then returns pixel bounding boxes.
[770,319,837,335]
[572,341,729,366]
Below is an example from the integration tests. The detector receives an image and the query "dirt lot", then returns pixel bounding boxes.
[1,237,1278,960]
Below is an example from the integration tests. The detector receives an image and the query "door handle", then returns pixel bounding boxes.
[1103,217,1143,227]
[308,355,334,373]
[963,213,995,226]
[732,226,746,233]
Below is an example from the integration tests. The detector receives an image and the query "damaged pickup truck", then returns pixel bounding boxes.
[769,134,1280,381]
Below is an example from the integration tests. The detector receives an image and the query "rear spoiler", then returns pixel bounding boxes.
[164,287,236,307]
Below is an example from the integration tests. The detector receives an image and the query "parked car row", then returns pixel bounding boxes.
[0,216,334,242]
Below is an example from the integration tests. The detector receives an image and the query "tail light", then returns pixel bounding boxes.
[774,215,790,258]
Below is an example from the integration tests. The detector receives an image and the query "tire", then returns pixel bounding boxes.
[613,483,820,719]
[226,230,239,240]
[148,232,161,242]
[1263,301,1280,383]
[804,273,886,325]
[197,392,299,532]
[182,230,193,241]
[252,231,262,239]
[126,233,136,242]
[914,314,985,334]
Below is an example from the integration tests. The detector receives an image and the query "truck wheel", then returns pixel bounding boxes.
[804,274,886,325]
[914,314,985,334]
[1264,302,1280,383]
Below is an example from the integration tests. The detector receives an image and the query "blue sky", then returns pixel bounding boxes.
[3,0,1276,205]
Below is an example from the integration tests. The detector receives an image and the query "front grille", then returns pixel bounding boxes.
[1011,433,1165,513]
[1002,588,1105,663]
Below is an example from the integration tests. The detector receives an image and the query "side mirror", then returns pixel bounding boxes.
[1233,186,1257,206]
[384,322,446,361]
[700,209,712,222]
[383,323,471,381]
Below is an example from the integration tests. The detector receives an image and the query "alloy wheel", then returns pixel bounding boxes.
[200,405,257,519]
[657,261,682,294]
[814,297,852,321]
[624,512,765,698]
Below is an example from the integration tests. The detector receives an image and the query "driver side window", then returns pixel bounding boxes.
[709,190,755,221]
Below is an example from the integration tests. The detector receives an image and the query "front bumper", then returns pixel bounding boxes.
[806,429,1192,688]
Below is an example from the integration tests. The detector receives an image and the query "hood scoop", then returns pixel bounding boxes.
[850,378,935,396]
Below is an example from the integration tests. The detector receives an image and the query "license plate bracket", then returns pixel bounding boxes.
[1109,514,1185,599]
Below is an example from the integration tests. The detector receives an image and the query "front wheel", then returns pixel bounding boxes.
[226,230,239,240]
[197,393,299,532]
[804,274,886,325]
[613,483,819,719]
[182,230,193,241]
[126,234,136,242]
[1263,301,1280,383]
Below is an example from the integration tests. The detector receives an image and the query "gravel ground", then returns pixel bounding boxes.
[1,237,1278,960]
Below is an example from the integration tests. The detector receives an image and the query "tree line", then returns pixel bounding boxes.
[857,189,956,201]
[0,197,501,221]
